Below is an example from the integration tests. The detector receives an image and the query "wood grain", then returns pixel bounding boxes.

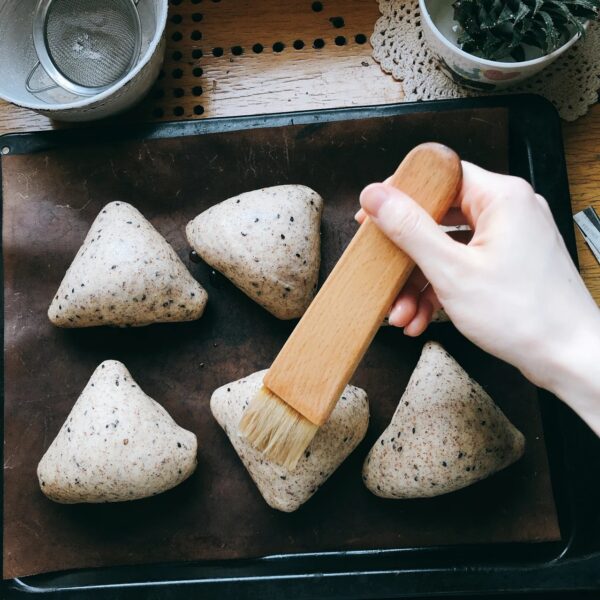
[265,144,462,425]
[0,0,597,302]
[562,105,600,304]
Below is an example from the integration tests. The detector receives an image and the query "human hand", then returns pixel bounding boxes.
[358,162,600,434]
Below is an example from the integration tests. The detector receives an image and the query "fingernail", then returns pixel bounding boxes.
[360,184,389,216]
[388,304,403,326]
[354,209,362,221]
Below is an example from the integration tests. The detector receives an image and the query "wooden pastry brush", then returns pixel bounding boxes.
[239,143,462,470]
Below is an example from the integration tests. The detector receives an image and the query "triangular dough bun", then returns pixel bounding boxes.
[363,342,525,499]
[186,185,323,319]
[37,360,198,503]
[211,370,369,512]
[49,201,207,327]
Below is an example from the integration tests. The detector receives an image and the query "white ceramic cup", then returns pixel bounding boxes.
[0,0,168,122]
[419,0,586,90]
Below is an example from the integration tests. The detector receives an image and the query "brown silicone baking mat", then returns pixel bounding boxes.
[2,107,560,579]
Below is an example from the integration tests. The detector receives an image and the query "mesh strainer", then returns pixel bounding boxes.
[26,0,142,97]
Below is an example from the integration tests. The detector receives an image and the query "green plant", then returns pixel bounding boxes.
[452,0,600,61]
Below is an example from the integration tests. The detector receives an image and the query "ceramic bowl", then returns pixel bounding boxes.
[419,0,586,90]
[0,0,168,122]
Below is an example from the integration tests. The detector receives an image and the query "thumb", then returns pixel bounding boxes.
[359,183,465,281]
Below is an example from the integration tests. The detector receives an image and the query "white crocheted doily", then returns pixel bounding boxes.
[371,0,600,121]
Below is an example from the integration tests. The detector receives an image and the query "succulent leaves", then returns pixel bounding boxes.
[452,0,600,61]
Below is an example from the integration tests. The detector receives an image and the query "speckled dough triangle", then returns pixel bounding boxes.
[186,185,323,319]
[211,369,369,512]
[48,201,208,327]
[37,360,198,503]
[363,342,525,499]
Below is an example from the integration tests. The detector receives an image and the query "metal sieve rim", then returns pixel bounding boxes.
[32,0,142,97]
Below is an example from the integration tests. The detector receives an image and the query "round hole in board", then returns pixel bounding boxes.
[313,38,325,49]
[172,68,183,79]
[1,146,10,155]
[170,0,182,5]
[355,33,367,44]
[193,67,203,77]
[171,31,183,42]
[191,0,201,4]
[172,50,182,61]
[193,86,203,96]
[191,30,202,41]
[170,14,182,25]
[192,13,203,22]
[213,47,224,57]
[329,16,344,28]
[335,36,346,46]
[312,1,323,12]
[272,41,285,52]
[194,105,205,115]
[252,43,264,54]
[231,45,243,56]
[293,39,305,50]
[192,49,203,59]
[173,88,184,98]
[174,106,184,116]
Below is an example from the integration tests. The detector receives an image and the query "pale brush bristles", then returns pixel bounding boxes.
[239,386,319,471]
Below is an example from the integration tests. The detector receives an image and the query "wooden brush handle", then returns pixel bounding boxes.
[265,143,462,425]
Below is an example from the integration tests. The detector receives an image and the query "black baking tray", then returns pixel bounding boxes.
[2,95,599,598]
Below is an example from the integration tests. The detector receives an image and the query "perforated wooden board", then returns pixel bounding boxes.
[138,0,400,121]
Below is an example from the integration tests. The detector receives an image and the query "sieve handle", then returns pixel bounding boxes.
[25,61,59,96]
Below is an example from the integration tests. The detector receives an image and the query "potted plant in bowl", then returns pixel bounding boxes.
[419,0,600,90]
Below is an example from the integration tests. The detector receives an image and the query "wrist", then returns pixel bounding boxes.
[535,313,600,436]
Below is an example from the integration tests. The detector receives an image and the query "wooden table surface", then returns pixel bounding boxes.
[1,0,598,302]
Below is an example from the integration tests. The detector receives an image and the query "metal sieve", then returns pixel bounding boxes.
[26,0,142,97]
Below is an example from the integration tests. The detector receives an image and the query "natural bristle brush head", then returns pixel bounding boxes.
[239,387,319,471]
